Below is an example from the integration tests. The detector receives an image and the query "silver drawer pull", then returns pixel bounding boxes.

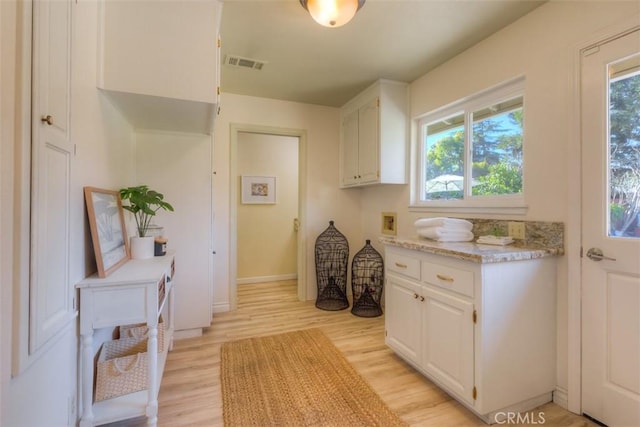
[395,262,408,269]
[436,274,454,283]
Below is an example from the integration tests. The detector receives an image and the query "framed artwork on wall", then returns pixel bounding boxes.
[241,176,276,204]
[84,187,130,277]
[381,212,397,236]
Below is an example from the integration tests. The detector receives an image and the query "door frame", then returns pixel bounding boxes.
[567,16,640,415]
[229,124,308,309]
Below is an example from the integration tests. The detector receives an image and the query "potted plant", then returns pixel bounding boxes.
[120,185,174,259]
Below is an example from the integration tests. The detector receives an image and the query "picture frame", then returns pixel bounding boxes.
[241,176,276,204]
[84,187,130,278]
[381,212,397,236]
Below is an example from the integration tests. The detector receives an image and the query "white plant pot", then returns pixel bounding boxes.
[130,236,155,260]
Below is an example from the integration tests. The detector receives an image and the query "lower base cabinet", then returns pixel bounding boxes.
[384,245,557,423]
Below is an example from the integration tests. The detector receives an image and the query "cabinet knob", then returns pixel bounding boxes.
[419,296,425,302]
[413,293,419,299]
[41,115,53,125]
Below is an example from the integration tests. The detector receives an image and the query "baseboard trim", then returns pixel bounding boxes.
[213,302,230,313]
[237,273,297,285]
[553,386,569,410]
[173,328,203,340]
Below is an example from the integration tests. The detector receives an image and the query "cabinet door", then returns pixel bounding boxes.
[30,0,76,353]
[385,273,422,365]
[422,286,475,405]
[357,97,379,184]
[100,0,219,103]
[341,109,359,186]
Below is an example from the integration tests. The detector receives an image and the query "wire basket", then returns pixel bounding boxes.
[314,221,349,311]
[351,240,384,317]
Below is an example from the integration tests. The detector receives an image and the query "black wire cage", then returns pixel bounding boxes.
[314,221,350,311]
[351,240,384,317]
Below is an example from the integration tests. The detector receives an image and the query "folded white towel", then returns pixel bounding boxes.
[417,227,474,242]
[414,217,473,231]
[477,235,514,246]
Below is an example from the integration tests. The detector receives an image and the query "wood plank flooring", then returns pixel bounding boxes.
[109,280,595,427]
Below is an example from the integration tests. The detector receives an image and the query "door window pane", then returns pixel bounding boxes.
[608,55,640,238]
[471,97,523,196]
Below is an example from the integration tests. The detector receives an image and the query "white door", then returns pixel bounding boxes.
[30,0,75,353]
[358,97,379,184]
[341,109,359,186]
[385,273,422,366]
[422,286,474,405]
[581,28,640,427]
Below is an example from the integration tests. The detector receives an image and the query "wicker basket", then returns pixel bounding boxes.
[95,336,148,402]
[119,316,164,352]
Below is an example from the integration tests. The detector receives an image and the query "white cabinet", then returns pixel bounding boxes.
[136,132,213,335]
[384,245,557,423]
[29,0,76,355]
[340,79,408,187]
[76,253,176,427]
[97,0,222,134]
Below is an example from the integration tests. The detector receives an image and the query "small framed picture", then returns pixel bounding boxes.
[381,212,397,236]
[84,187,130,277]
[241,176,276,204]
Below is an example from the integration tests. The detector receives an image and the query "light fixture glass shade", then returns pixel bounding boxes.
[305,0,360,27]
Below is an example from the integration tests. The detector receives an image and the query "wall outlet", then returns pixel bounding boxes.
[508,222,526,239]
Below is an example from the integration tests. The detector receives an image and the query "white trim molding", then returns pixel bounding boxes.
[237,274,298,285]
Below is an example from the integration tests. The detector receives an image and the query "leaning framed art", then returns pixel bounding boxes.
[84,187,130,277]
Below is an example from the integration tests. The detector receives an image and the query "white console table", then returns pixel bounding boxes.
[76,252,176,427]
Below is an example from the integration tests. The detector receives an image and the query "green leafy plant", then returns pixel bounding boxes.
[119,185,174,237]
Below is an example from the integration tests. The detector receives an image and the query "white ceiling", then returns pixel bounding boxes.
[219,0,546,107]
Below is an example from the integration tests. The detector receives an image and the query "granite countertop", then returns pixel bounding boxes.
[379,236,564,264]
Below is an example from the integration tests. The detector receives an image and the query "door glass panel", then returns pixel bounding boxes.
[608,54,640,238]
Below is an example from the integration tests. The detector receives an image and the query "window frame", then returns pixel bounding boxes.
[410,77,528,215]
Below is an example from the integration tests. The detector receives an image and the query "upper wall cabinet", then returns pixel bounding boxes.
[340,79,409,187]
[97,0,222,134]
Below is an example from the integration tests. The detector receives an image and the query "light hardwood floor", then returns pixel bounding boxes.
[111,280,595,427]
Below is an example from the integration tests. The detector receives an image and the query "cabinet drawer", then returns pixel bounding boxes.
[387,252,420,280]
[422,261,474,298]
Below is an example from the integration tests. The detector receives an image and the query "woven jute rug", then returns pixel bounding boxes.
[220,328,407,426]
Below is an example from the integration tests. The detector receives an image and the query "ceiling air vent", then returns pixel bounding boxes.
[224,55,267,71]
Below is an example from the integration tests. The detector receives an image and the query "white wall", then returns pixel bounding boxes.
[1,1,17,423]
[213,93,361,310]
[237,132,298,281]
[2,1,135,425]
[359,0,640,402]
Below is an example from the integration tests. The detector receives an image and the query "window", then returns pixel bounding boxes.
[608,55,640,238]
[413,78,526,213]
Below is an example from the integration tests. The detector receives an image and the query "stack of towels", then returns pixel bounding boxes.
[414,217,474,242]
[476,235,514,245]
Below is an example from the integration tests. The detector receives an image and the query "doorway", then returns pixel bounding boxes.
[236,132,298,284]
[580,27,640,426]
[229,124,307,310]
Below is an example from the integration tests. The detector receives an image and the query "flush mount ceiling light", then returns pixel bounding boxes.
[299,0,365,28]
